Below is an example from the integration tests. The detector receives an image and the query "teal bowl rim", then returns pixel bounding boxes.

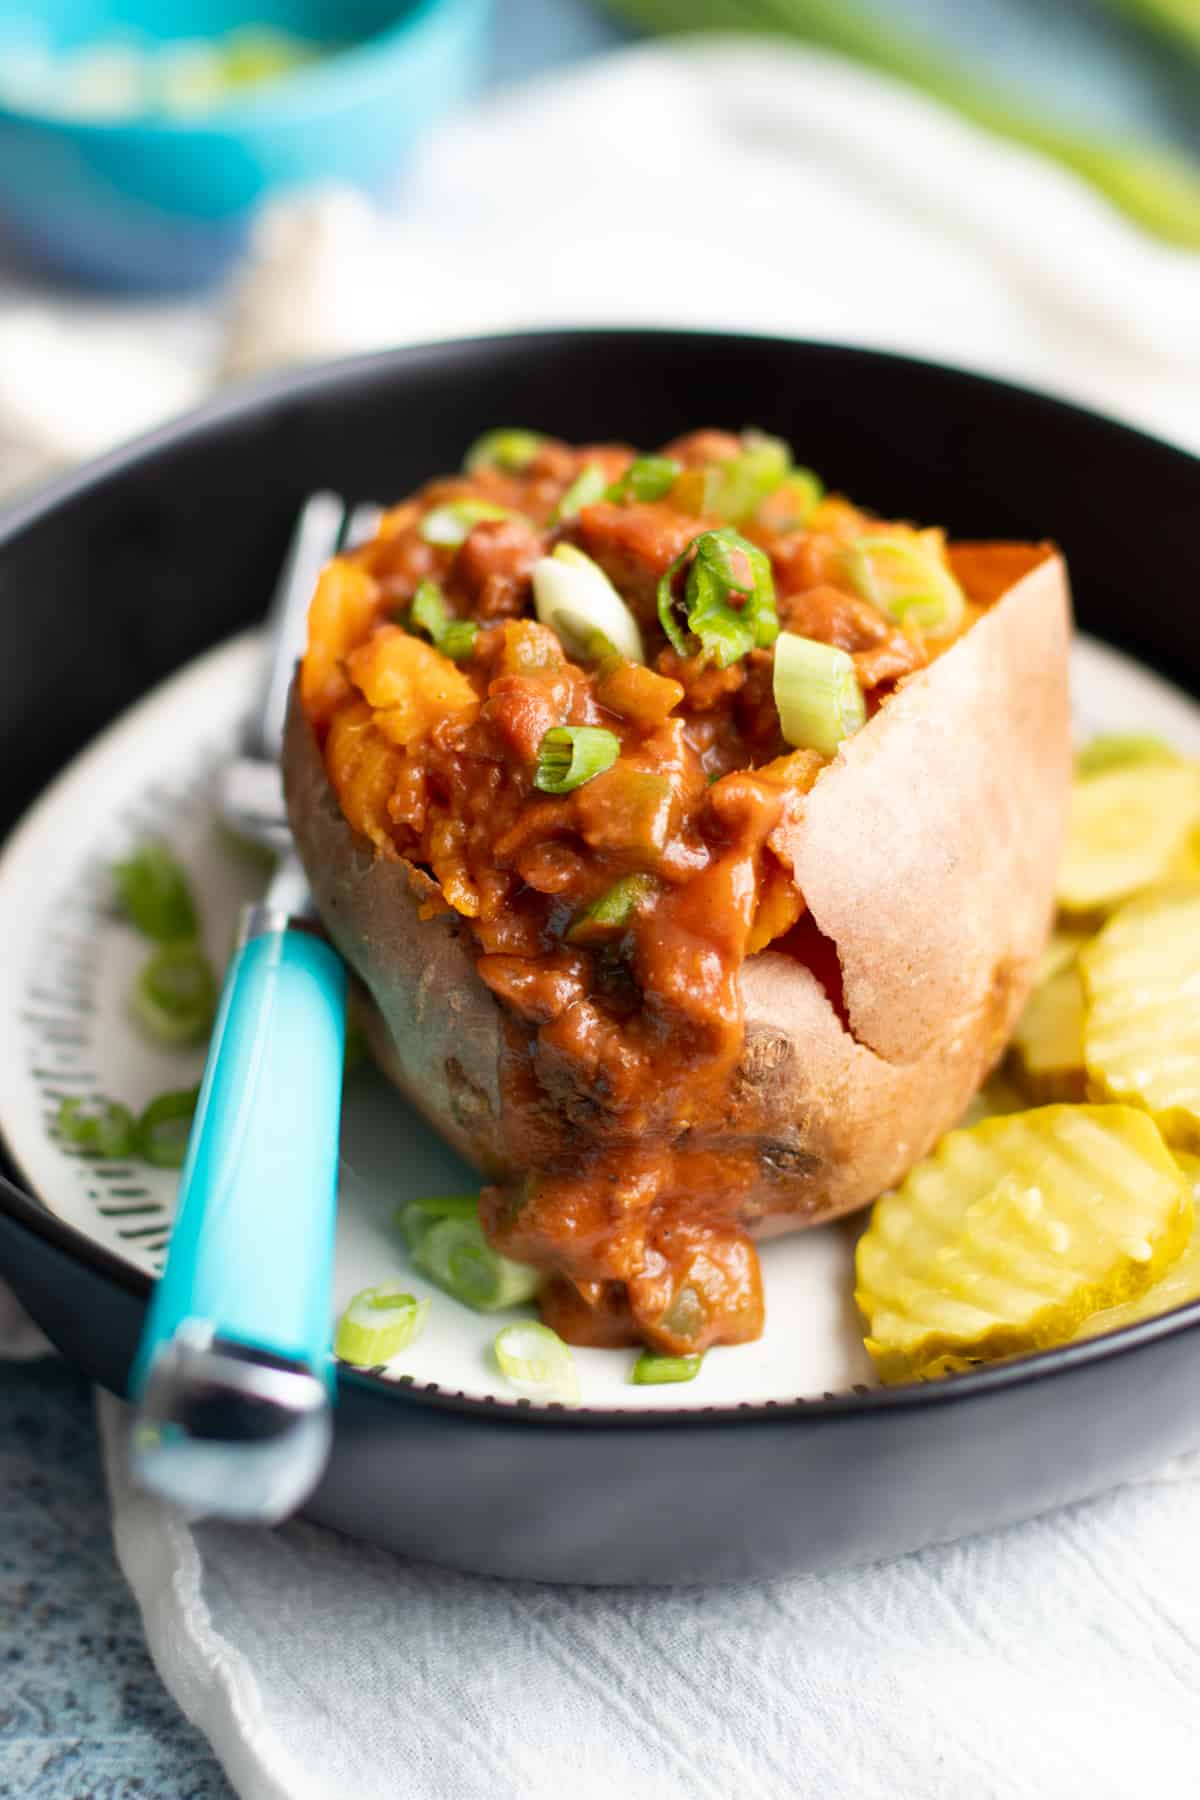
[0,0,487,137]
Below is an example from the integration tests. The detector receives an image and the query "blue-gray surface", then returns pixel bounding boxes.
[2,2,1197,1796]
[0,1359,233,1799]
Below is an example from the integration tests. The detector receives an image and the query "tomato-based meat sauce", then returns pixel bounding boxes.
[300,428,1025,1354]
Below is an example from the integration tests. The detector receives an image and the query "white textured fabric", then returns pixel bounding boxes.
[3,36,1200,1800]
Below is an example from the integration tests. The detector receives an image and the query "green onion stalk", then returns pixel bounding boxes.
[603,0,1200,248]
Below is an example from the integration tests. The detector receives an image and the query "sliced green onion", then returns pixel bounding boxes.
[419,498,514,547]
[416,1215,541,1312]
[410,577,449,639]
[657,527,778,668]
[535,726,621,795]
[334,1286,430,1367]
[494,1321,580,1404]
[606,455,681,504]
[632,1351,703,1385]
[396,1192,479,1258]
[407,579,478,662]
[532,543,645,664]
[55,1096,138,1159]
[567,873,656,945]
[1076,733,1178,778]
[440,621,479,661]
[137,1086,200,1169]
[773,632,867,759]
[131,942,217,1046]
[842,534,966,636]
[112,843,198,942]
[463,428,545,475]
[552,464,607,523]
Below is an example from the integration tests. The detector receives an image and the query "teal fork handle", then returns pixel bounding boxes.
[130,921,346,1400]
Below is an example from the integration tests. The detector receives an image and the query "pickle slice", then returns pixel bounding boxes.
[1011,965,1087,1102]
[1056,762,1200,917]
[1083,884,1200,1151]
[1074,1153,1200,1341]
[856,1105,1192,1383]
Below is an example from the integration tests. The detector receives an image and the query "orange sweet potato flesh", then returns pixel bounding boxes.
[284,551,1072,1235]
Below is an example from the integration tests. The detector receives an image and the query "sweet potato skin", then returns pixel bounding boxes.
[283,553,1072,1231]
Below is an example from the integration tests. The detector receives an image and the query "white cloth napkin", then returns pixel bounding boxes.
[4,36,1200,1800]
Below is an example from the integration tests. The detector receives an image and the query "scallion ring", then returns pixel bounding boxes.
[551,464,607,523]
[55,1096,139,1160]
[841,534,966,636]
[631,1351,704,1385]
[416,1215,541,1312]
[419,498,514,547]
[532,544,644,665]
[534,726,621,795]
[137,1086,201,1169]
[463,428,544,475]
[1076,733,1178,778]
[773,632,867,759]
[131,942,217,1046]
[605,456,680,504]
[334,1286,430,1367]
[112,842,198,942]
[494,1321,580,1405]
[396,1193,479,1258]
[657,527,778,668]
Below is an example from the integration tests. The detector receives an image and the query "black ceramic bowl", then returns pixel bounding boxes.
[2,331,1199,1585]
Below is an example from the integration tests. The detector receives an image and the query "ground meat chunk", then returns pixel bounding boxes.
[576,502,706,621]
[451,517,544,619]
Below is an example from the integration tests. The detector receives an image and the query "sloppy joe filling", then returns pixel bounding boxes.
[300,429,1030,1353]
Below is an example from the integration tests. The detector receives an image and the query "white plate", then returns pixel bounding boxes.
[2,631,1199,1411]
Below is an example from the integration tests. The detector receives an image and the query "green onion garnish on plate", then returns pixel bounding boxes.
[552,464,608,523]
[399,1195,541,1312]
[535,725,621,794]
[112,842,198,942]
[658,527,778,668]
[334,1286,430,1367]
[1076,733,1178,778]
[136,1086,201,1169]
[606,456,680,504]
[131,942,217,1046]
[419,498,514,547]
[56,1096,139,1160]
[494,1321,581,1404]
[631,1351,704,1385]
[841,534,966,636]
[773,633,867,758]
[463,428,545,475]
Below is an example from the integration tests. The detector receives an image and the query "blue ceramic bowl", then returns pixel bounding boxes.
[0,0,490,291]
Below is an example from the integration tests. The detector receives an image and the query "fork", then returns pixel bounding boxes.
[128,493,377,1523]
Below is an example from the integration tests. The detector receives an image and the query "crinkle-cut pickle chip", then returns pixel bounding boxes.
[855,1106,1192,1384]
[1074,1153,1200,1342]
[1056,762,1200,917]
[1011,964,1087,1103]
[1083,884,1200,1152]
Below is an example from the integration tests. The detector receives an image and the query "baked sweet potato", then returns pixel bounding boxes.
[284,431,1072,1354]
